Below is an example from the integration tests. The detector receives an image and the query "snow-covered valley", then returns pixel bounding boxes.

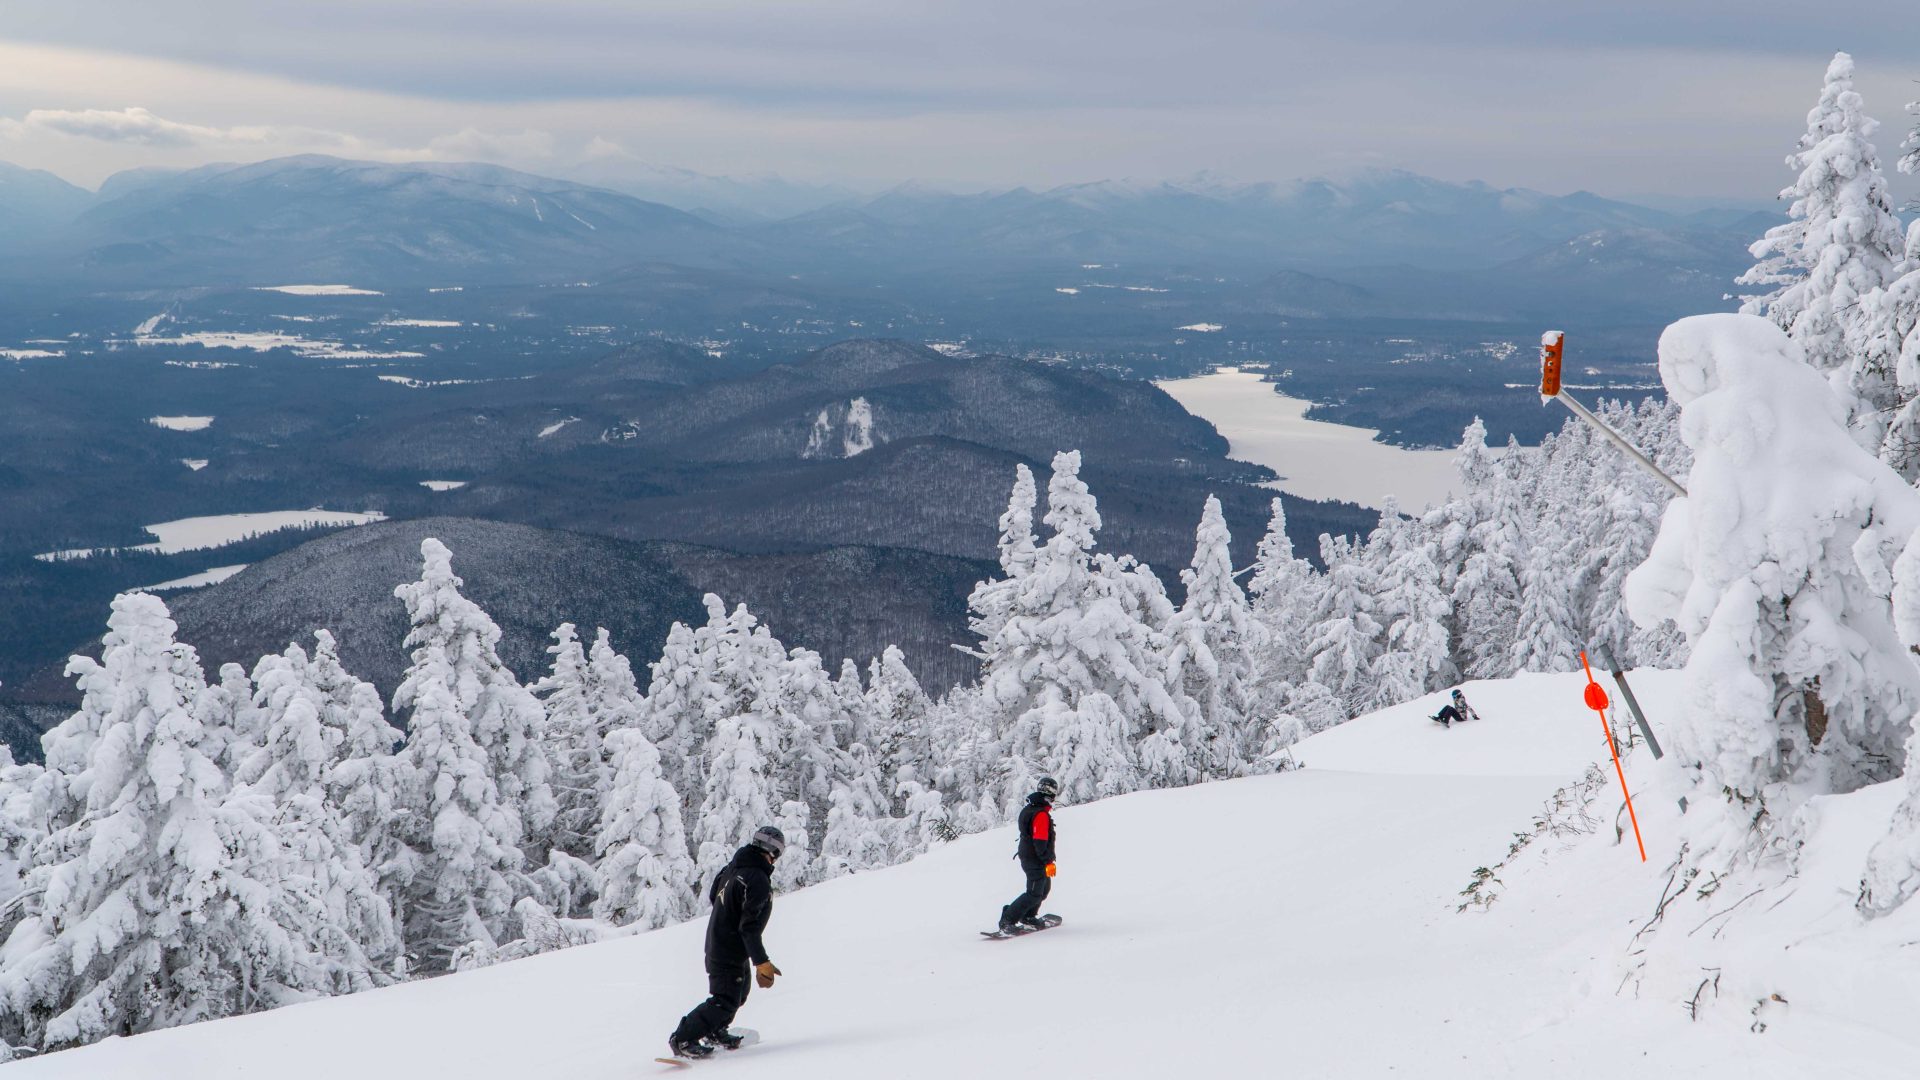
[15,670,1911,1080]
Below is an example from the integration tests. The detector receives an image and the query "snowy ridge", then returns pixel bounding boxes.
[17,670,1909,1079]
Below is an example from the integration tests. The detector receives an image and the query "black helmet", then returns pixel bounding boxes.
[750,825,786,858]
[1035,777,1060,799]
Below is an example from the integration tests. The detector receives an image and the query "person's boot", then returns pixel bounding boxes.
[706,1030,745,1051]
[669,1036,715,1060]
[1019,916,1049,931]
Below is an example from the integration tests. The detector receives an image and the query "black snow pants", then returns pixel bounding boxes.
[1001,860,1052,926]
[1433,705,1464,724]
[672,962,752,1044]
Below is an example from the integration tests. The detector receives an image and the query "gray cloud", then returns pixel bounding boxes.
[0,4,1915,201]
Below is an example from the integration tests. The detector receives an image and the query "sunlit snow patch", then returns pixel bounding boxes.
[150,416,214,431]
[538,417,580,438]
[2,349,62,360]
[182,459,209,471]
[420,480,468,491]
[1178,323,1224,332]
[379,319,463,328]
[1055,287,1081,295]
[135,564,248,592]
[252,284,384,296]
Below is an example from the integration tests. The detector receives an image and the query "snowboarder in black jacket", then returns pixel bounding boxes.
[668,826,785,1060]
[998,777,1060,932]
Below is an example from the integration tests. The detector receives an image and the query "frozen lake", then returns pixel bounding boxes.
[1157,368,1462,512]
[36,508,387,561]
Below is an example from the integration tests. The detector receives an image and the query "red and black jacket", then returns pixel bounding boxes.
[1016,793,1056,867]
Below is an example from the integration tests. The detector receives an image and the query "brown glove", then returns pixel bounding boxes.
[755,961,782,988]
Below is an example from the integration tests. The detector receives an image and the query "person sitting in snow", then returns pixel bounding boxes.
[998,777,1061,933]
[1430,689,1478,728]
[668,825,785,1060]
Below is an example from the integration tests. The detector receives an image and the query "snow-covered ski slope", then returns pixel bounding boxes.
[18,670,1913,1079]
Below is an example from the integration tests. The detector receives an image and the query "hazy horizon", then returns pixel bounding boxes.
[2,2,1916,204]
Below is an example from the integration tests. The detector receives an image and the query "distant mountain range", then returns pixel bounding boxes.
[0,155,1782,319]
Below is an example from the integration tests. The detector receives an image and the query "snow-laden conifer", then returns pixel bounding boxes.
[592,724,694,929]
[395,538,555,864]
[1160,495,1266,779]
[534,624,610,862]
[1368,503,1453,710]
[1739,52,1906,447]
[0,595,315,1048]
[1625,316,1920,848]
[1303,534,1383,716]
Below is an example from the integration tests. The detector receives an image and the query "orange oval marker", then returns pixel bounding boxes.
[1579,651,1646,862]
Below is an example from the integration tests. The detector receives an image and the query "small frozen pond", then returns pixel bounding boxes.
[150,416,214,431]
[1157,368,1463,512]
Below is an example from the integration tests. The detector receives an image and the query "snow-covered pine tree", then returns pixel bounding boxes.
[979,451,1186,810]
[313,630,416,971]
[391,541,530,972]
[967,463,1041,646]
[690,600,793,887]
[867,645,934,805]
[236,639,397,991]
[1506,499,1580,675]
[1625,315,1920,856]
[395,538,556,866]
[1738,52,1907,450]
[1368,501,1454,710]
[1159,495,1267,779]
[1856,199,1920,476]
[592,723,694,929]
[634,618,708,811]
[1246,496,1322,716]
[817,740,898,880]
[533,624,607,863]
[1303,533,1383,717]
[0,594,317,1049]
[1454,438,1525,679]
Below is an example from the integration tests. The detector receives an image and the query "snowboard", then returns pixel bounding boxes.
[981,914,1063,940]
[654,1028,761,1068]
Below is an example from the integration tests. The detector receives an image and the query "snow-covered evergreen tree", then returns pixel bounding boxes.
[968,463,1041,646]
[314,630,415,971]
[1368,503,1453,710]
[592,724,694,929]
[533,624,610,863]
[1160,495,1267,779]
[1303,534,1383,717]
[867,645,933,803]
[976,451,1186,810]
[1246,497,1322,714]
[0,595,318,1049]
[236,639,397,990]
[1738,52,1906,448]
[395,538,555,865]
[1625,316,1920,845]
[391,541,529,972]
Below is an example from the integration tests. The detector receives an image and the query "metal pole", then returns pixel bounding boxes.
[1591,646,1663,760]
[1537,330,1687,499]
[1552,392,1687,498]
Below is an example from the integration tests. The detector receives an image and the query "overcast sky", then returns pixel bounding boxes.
[1,1,1915,202]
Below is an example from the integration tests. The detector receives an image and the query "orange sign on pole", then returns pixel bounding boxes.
[1579,650,1646,862]
[1539,331,1564,397]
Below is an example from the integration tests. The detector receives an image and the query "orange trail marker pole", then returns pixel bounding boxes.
[1579,650,1646,862]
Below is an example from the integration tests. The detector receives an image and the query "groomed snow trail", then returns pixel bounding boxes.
[15,671,1883,1078]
